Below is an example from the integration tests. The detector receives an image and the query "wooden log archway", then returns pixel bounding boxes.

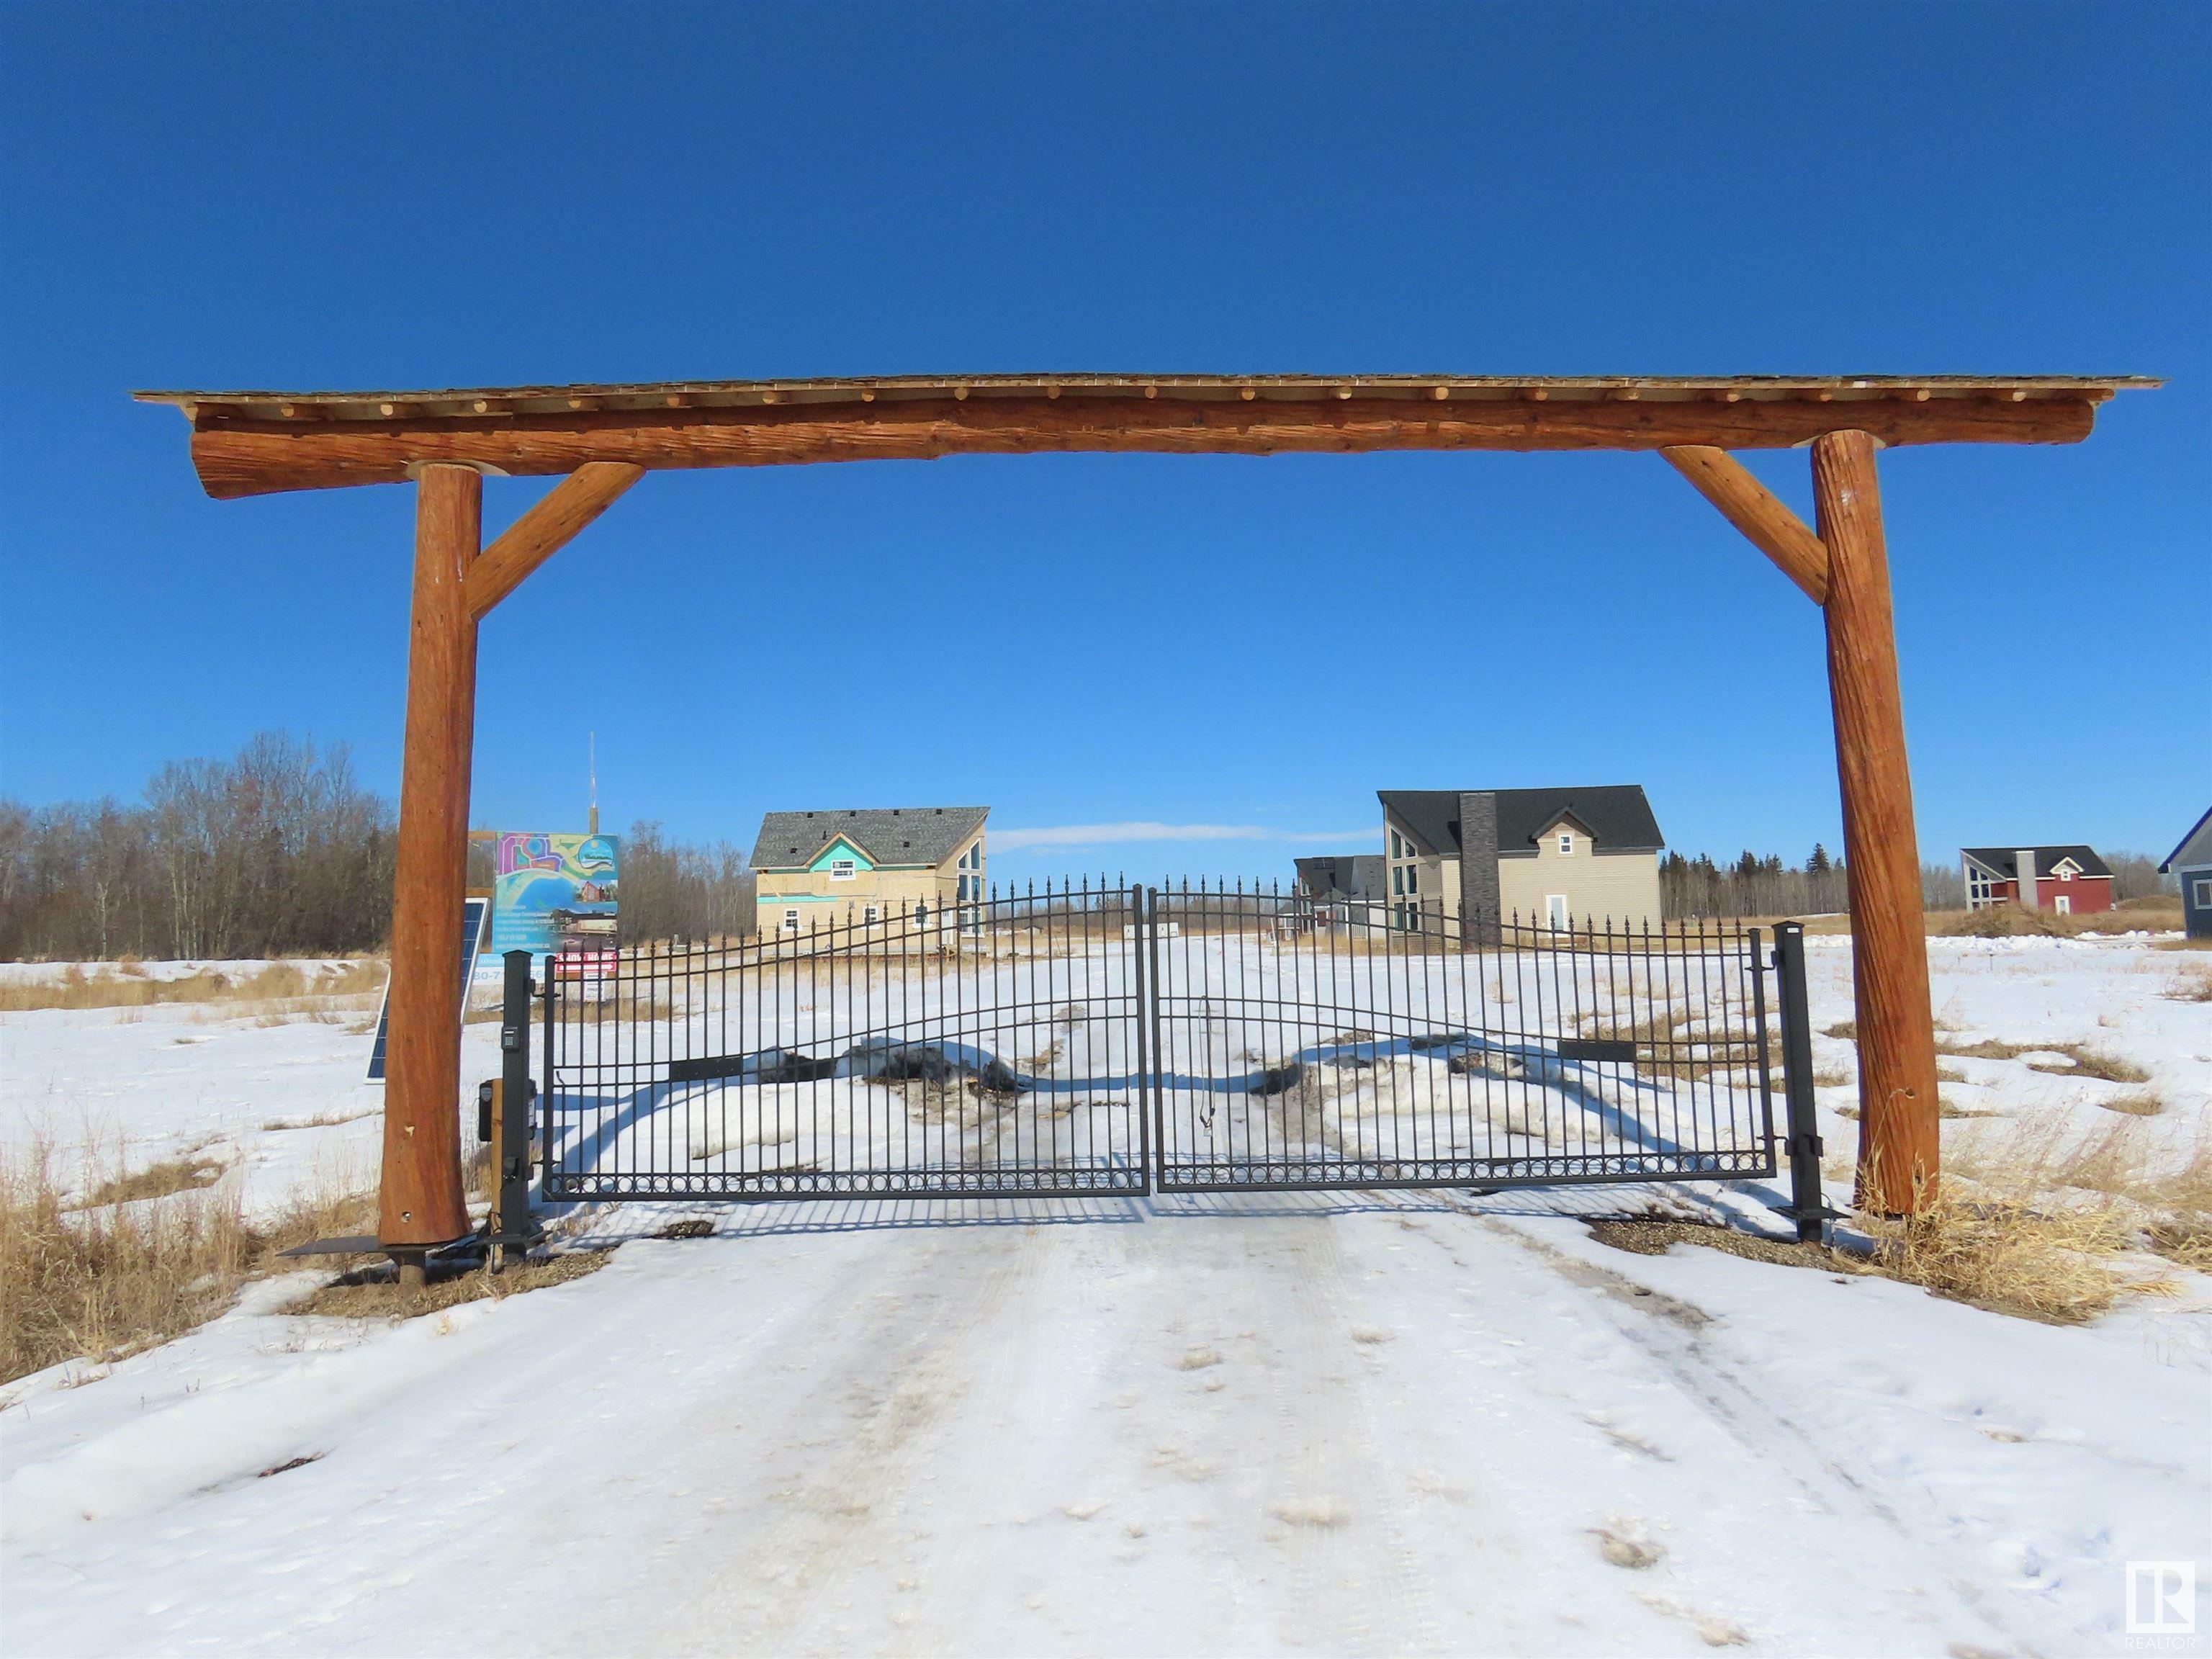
[135,373,2157,1241]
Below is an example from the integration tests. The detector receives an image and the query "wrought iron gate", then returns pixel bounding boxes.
[541,883,1150,1200]
[1145,882,1777,1192]
[535,880,1789,1206]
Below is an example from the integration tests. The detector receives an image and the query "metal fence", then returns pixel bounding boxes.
[534,878,1797,1209]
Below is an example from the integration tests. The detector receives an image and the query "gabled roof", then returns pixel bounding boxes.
[2162,807,2212,873]
[1295,855,1385,902]
[751,807,987,871]
[1961,845,2113,880]
[1378,786,1665,857]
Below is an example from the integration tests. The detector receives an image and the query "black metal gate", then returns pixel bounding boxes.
[535,880,1796,1208]
[1145,882,1777,1193]
[541,882,1151,1200]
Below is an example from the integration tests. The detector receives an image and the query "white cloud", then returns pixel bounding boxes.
[992,822,1374,853]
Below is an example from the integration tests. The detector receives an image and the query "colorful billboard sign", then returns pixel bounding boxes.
[491,832,620,962]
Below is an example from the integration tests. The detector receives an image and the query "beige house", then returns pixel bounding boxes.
[1378,786,1665,934]
[751,806,988,937]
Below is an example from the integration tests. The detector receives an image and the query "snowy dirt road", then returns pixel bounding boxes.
[8,1187,2203,1658]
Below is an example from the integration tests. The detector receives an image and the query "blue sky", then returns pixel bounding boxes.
[2,3,2205,882]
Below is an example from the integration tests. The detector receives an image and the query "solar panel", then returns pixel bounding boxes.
[364,896,490,1082]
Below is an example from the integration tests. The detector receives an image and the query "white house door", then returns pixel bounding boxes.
[1546,894,1569,930]
[2054,894,2072,916]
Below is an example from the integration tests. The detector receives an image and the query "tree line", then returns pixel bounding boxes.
[1660,847,1853,920]
[1,732,757,961]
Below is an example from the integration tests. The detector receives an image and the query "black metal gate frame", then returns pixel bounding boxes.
[522,884,1830,1234]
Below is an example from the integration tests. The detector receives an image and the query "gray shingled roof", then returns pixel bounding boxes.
[750,806,988,871]
[1295,855,1385,901]
[1378,786,1664,856]
[1961,845,2113,881]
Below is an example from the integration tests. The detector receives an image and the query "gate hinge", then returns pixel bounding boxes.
[1786,1133,1824,1160]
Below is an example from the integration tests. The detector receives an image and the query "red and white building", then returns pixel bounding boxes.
[1960,845,2114,916]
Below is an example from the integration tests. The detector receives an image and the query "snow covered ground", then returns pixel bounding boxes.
[3,937,2207,1656]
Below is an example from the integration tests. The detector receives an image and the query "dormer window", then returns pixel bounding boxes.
[830,859,856,881]
[1557,832,1574,855]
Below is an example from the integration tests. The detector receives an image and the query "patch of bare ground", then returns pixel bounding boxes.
[1588,1219,1865,1274]
[282,1249,609,1319]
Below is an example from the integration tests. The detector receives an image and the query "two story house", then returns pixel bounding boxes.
[1377,786,1666,934]
[1959,845,2113,916]
[750,806,988,936]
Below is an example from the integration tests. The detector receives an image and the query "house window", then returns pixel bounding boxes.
[2193,878,2212,909]
[830,859,856,881]
[1546,894,1569,930]
[1557,832,1574,855]
[2054,894,2072,916]
[914,902,930,925]
[1393,867,1403,896]
[781,909,801,934]
[863,904,879,925]
[1405,866,1419,894]
[2056,866,2074,881]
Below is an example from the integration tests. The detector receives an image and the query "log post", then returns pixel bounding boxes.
[379,464,482,1247]
[1812,431,1941,1214]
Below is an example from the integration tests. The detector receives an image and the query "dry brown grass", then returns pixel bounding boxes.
[2023,1045,2150,1084]
[2165,964,2212,1002]
[1823,1020,1856,1040]
[1926,896,2184,940]
[282,1249,608,1319]
[1860,1189,2141,1324]
[0,959,386,1015]
[2100,1091,2167,1118]
[1600,1122,2202,1325]
[2,1137,250,1382]
[1936,1036,2038,1061]
[76,1154,228,1209]
[1938,1115,2212,1292]
[1,1135,380,1385]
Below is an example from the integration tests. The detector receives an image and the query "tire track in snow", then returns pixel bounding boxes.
[1482,1213,2031,1657]
[662,1218,1042,1656]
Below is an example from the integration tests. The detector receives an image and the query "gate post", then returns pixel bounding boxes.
[379,463,481,1249]
[1813,431,1940,1215]
[494,948,539,1252]
[1771,921,1834,1244]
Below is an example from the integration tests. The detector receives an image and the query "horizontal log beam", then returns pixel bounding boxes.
[465,462,643,620]
[1660,445,1830,603]
[184,392,2103,499]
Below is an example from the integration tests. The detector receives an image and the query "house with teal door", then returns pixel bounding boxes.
[749,806,989,937]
